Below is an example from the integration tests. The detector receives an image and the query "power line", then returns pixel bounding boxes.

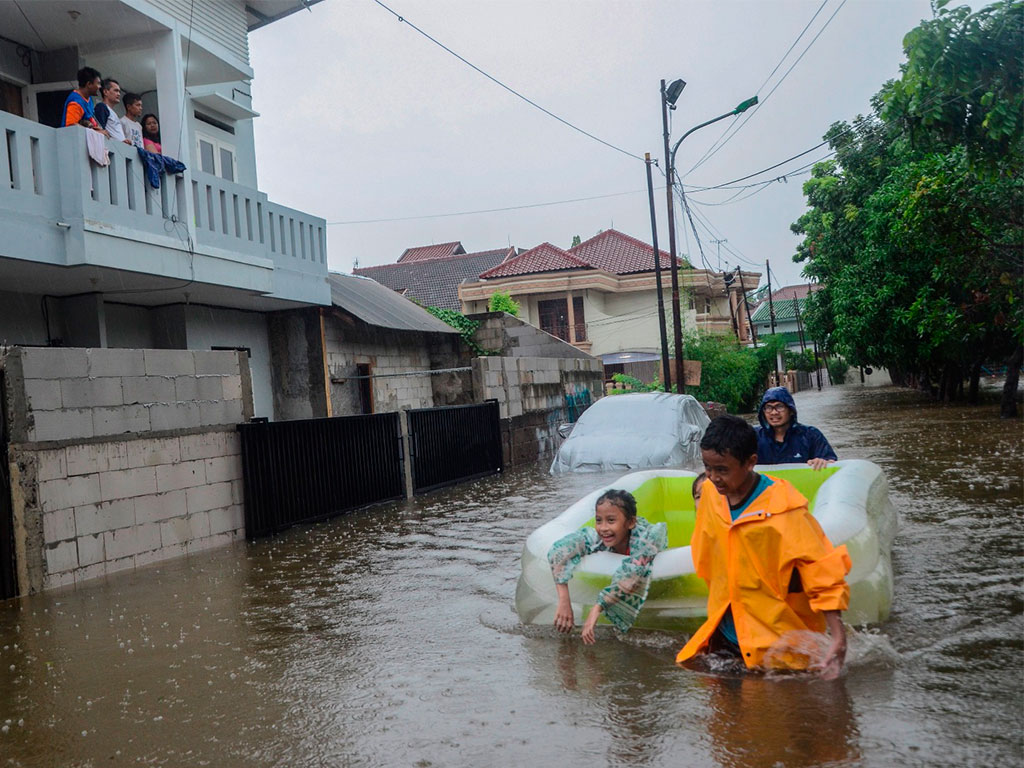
[686,0,848,177]
[371,0,644,162]
[327,185,664,225]
[686,0,830,175]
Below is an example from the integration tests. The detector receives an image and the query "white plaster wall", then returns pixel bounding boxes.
[584,289,696,358]
[185,306,272,419]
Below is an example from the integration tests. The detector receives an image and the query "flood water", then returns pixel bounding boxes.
[1,385,1021,767]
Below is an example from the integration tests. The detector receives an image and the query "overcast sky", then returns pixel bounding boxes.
[248,0,936,289]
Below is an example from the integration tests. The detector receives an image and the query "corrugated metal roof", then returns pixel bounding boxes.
[750,295,808,324]
[328,273,459,335]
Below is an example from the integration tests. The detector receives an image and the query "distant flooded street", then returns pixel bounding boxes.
[1,385,1021,767]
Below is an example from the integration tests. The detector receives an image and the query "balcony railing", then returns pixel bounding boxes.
[0,109,327,304]
[541,322,589,344]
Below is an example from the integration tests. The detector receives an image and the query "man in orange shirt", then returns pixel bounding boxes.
[678,415,850,678]
[62,66,107,135]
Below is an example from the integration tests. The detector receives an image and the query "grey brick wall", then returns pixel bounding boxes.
[5,347,249,443]
[1,347,250,595]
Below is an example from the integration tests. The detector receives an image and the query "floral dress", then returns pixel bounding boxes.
[547,517,668,633]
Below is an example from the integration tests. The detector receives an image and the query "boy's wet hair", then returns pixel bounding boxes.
[692,472,706,497]
[122,92,142,108]
[596,489,638,521]
[700,414,757,462]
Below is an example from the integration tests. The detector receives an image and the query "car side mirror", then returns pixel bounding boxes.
[557,422,574,439]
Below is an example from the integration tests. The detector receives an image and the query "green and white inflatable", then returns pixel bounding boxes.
[516,460,897,631]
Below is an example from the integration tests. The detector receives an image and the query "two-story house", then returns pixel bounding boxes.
[457,229,760,379]
[0,0,329,419]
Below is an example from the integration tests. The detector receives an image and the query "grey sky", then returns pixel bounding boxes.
[248,0,935,290]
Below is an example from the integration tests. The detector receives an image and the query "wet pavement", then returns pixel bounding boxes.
[1,384,1021,767]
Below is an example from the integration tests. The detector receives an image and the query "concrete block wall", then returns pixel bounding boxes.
[20,431,244,591]
[467,312,593,360]
[471,355,604,466]
[5,347,252,443]
[324,315,465,415]
[1,346,252,595]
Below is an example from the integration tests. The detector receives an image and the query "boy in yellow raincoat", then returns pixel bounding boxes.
[677,414,851,678]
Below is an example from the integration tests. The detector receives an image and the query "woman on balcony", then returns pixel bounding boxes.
[141,114,162,153]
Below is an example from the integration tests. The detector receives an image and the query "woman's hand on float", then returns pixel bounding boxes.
[807,457,835,471]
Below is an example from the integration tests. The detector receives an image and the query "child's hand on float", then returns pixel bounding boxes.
[553,600,575,633]
[807,458,835,471]
[581,606,602,645]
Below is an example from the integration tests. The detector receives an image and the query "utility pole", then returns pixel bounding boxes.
[812,338,823,390]
[644,152,672,391]
[661,79,686,394]
[712,238,727,271]
[736,267,757,347]
[792,297,807,352]
[766,259,778,383]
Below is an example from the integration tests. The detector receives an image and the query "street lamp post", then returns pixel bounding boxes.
[660,79,686,393]
[662,89,758,390]
[644,152,673,391]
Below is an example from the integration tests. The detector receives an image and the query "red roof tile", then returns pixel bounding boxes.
[397,241,466,262]
[478,243,591,279]
[569,229,680,274]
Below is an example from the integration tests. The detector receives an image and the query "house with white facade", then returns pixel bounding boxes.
[458,229,760,381]
[0,0,329,420]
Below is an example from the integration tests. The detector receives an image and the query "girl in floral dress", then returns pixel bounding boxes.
[548,489,667,643]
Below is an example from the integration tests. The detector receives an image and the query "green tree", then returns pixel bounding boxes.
[571,234,582,248]
[793,1,1023,411]
[487,291,520,317]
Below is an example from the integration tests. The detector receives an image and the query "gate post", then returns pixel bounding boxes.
[398,409,414,499]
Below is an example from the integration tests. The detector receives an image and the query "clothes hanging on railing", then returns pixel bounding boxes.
[85,130,110,166]
[136,147,186,189]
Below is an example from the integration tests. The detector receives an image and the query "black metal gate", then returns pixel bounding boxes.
[408,401,502,494]
[0,372,17,599]
[238,411,404,540]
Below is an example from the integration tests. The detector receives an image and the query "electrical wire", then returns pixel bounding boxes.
[686,0,830,176]
[371,0,644,162]
[327,186,665,225]
[686,0,848,176]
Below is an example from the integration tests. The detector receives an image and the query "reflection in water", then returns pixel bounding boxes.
[701,673,860,768]
[0,385,1020,766]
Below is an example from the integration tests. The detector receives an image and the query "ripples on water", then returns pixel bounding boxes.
[0,385,1021,767]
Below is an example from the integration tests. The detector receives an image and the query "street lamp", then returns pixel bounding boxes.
[660,84,758,393]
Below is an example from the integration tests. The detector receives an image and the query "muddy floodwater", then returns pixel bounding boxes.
[1,385,1021,767]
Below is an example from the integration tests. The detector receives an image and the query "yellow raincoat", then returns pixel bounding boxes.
[676,474,851,669]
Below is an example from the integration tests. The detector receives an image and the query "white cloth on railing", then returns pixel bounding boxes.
[85,129,110,166]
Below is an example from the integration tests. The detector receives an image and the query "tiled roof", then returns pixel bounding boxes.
[397,241,466,262]
[569,229,683,274]
[478,242,592,279]
[353,248,513,311]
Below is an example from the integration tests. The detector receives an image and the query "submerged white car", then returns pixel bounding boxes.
[550,392,710,474]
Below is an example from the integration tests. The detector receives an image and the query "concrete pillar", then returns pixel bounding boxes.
[566,290,576,344]
[56,294,106,347]
[399,409,414,499]
[154,29,196,242]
